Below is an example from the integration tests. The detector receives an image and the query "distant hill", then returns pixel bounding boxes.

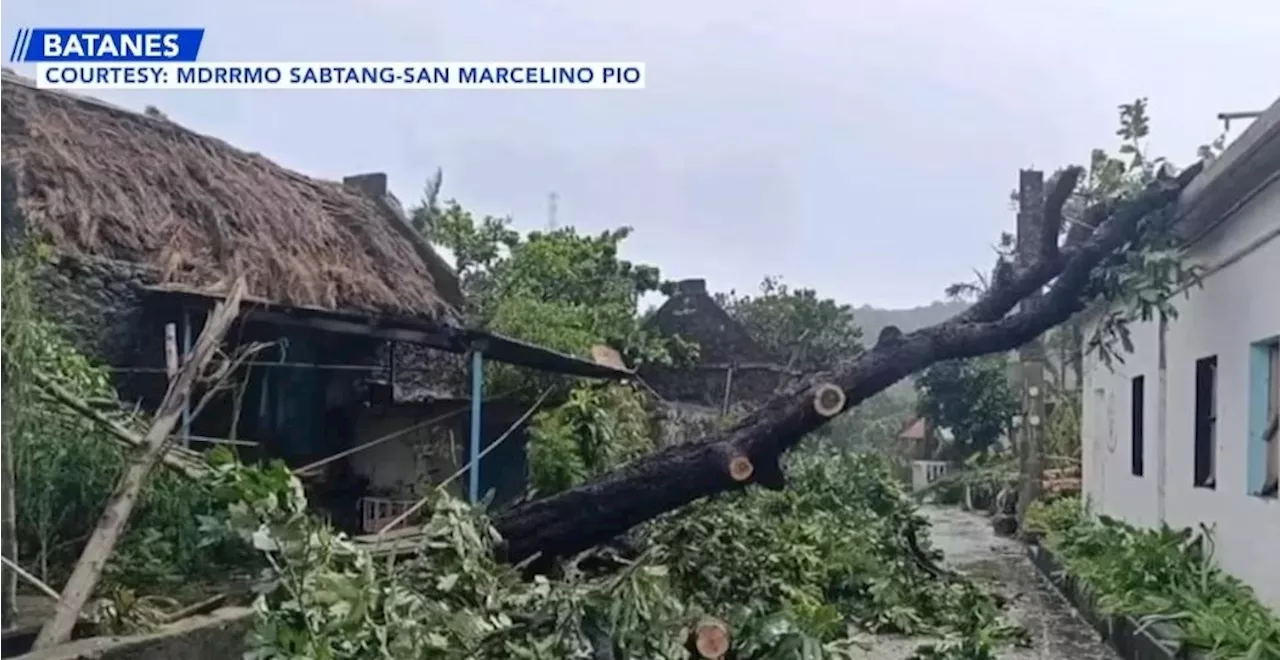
[853,300,969,342]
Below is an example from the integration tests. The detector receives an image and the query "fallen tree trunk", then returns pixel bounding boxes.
[493,163,1202,566]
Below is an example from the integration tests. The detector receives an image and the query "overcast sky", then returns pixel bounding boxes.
[6,1,1279,308]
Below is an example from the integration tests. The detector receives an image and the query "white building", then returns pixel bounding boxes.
[1080,97,1280,609]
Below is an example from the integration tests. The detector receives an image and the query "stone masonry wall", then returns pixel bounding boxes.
[28,254,170,407]
[641,278,788,409]
[641,364,786,410]
[30,255,159,365]
[650,401,722,448]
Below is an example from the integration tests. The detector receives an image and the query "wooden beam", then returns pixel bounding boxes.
[243,308,453,347]
[163,323,178,378]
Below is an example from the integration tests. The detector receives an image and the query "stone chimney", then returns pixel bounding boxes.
[343,172,388,198]
[676,279,707,296]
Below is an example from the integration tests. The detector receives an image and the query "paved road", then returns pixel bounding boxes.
[850,505,1117,659]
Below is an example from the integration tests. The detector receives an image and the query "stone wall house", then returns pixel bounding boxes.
[1,72,628,531]
[640,279,799,443]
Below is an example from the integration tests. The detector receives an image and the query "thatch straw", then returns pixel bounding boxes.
[1,73,458,322]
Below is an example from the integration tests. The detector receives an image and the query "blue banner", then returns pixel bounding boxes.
[10,28,204,62]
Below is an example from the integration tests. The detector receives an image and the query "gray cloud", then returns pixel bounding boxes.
[5,0,1277,306]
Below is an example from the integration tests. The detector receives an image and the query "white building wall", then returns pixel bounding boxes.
[1081,315,1162,527]
[1081,177,1280,609]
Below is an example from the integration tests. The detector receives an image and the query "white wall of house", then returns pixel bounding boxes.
[1081,175,1280,609]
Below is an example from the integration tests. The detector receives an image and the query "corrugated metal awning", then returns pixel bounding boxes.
[145,286,635,381]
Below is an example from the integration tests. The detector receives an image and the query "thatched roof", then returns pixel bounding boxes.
[0,72,462,322]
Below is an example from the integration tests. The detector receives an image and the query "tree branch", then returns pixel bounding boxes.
[492,161,1203,566]
[32,373,208,480]
[953,162,1199,325]
[1042,167,1083,258]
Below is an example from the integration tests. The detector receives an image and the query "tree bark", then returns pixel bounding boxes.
[493,162,1202,566]
[31,280,246,650]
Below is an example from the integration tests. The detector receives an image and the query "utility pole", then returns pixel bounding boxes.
[547,192,559,230]
[1014,169,1047,530]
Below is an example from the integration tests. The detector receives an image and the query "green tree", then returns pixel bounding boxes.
[915,355,1018,460]
[826,382,917,454]
[714,276,863,371]
[410,185,679,379]
[526,383,652,494]
[408,180,679,494]
[1077,99,1216,365]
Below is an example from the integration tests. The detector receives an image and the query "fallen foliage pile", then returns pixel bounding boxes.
[209,445,1029,659]
[647,447,1027,655]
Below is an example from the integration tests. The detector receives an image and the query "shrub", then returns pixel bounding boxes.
[1028,496,1280,658]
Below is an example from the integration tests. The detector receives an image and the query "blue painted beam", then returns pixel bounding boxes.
[469,348,484,504]
[181,308,193,447]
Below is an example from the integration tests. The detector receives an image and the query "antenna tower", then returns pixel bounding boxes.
[547,192,559,230]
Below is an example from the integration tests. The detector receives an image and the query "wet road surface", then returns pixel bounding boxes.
[849,505,1117,659]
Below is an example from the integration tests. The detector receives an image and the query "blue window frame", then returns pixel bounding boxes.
[1248,336,1279,497]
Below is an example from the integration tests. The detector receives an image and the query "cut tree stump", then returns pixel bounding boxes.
[689,616,731,659]
[812,383,845,417]
[727,456,754,482]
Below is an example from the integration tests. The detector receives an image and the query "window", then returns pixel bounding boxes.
[1267,342,1279,496]
[1130,375,1144,477]
[1249,339,1279,498]
[1193,356,1217,489]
